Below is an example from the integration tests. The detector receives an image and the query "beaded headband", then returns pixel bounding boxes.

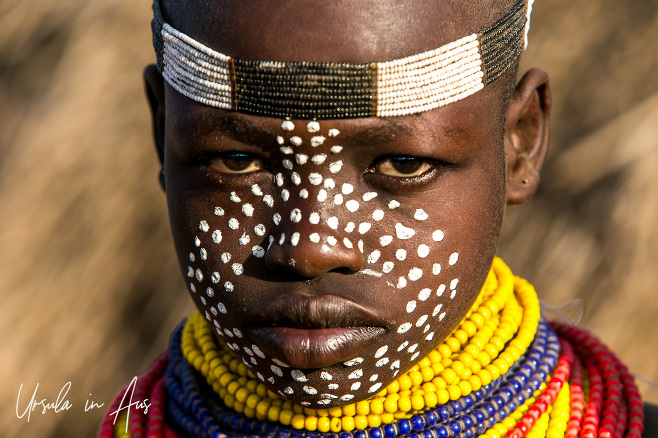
[152,0,534,119]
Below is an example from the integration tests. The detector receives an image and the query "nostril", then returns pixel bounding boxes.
[331,266,358,276]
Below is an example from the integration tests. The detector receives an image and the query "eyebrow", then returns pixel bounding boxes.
[346,119,414,147]
[347,118,466,148]
[206,113,465,150]
[209,115,276,146]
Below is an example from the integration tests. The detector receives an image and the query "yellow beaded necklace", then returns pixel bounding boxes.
[181,257,541,433]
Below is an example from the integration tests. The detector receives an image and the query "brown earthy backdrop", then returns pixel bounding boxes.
[1,1,657,437]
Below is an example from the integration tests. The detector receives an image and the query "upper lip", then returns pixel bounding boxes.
[245,293,387,329]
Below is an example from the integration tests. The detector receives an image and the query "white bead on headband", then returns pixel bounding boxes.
[152,0,533,119]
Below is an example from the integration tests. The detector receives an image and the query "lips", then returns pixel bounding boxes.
[247,294,387,368]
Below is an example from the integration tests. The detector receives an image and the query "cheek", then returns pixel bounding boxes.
[172,119,493,407]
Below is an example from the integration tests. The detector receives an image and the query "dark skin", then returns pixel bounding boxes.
[144,0,551,410]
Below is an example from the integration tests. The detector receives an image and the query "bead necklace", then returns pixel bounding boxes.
[180,258,541,431]
[99,259,645,438]
[167,318,559,438]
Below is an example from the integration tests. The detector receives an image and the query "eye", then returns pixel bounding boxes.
[210,153,263,174]
[374,156,433,178]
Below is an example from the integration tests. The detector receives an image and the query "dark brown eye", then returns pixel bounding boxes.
[375,157,433,178]
[210,153,262,174]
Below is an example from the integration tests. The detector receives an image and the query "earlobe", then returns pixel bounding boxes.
[143,64,167,192]
[504,68,551,205]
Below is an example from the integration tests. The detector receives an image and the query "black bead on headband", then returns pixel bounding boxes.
[152,0,533,119]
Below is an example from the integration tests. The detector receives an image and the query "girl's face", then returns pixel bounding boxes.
[162,79,508,406]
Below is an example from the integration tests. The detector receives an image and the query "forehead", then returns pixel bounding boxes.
[165,0,511,63]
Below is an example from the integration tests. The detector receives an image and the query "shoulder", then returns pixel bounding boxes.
[645,402,658,437]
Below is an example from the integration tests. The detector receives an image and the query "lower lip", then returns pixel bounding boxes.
[249,326,386,369]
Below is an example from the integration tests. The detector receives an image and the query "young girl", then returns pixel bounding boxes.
[100,0,650,436]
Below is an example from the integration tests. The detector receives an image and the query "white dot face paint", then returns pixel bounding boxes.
[368,250,381,264]
[307,121,320,133]
[176,118,475,409]
[291,232,301,246]
[408,267,423,281]
[329,161,343,173]
[309,173,323,186]
[418,288,432,301]
[262,195,274,208]
[242,204,255,217]
[291,172,302,185]
[309,212,320,224]
[397,323,412,334]
[239,233,250,245]
[345,200,359,212]
[395,223,416,240]
[311,154,327,165]
[380,235,393,246]
[290,209,302,223]
[252,246,265,258]
[310,136,326,147]
[414,209,429,221]
[327,217,339,230]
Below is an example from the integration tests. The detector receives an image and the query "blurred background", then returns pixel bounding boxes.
[0,1,656,437]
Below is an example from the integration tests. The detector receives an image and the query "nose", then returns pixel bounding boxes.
[264,211,365,278]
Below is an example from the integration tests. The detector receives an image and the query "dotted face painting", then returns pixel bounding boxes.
[169,114,505,408]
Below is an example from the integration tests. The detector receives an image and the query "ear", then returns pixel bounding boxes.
[504,68,551,205]
[143,64,167,191]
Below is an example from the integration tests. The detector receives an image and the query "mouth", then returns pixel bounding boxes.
[247,294,387,368]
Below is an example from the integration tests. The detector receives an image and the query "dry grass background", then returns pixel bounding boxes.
[0,1,656,437]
